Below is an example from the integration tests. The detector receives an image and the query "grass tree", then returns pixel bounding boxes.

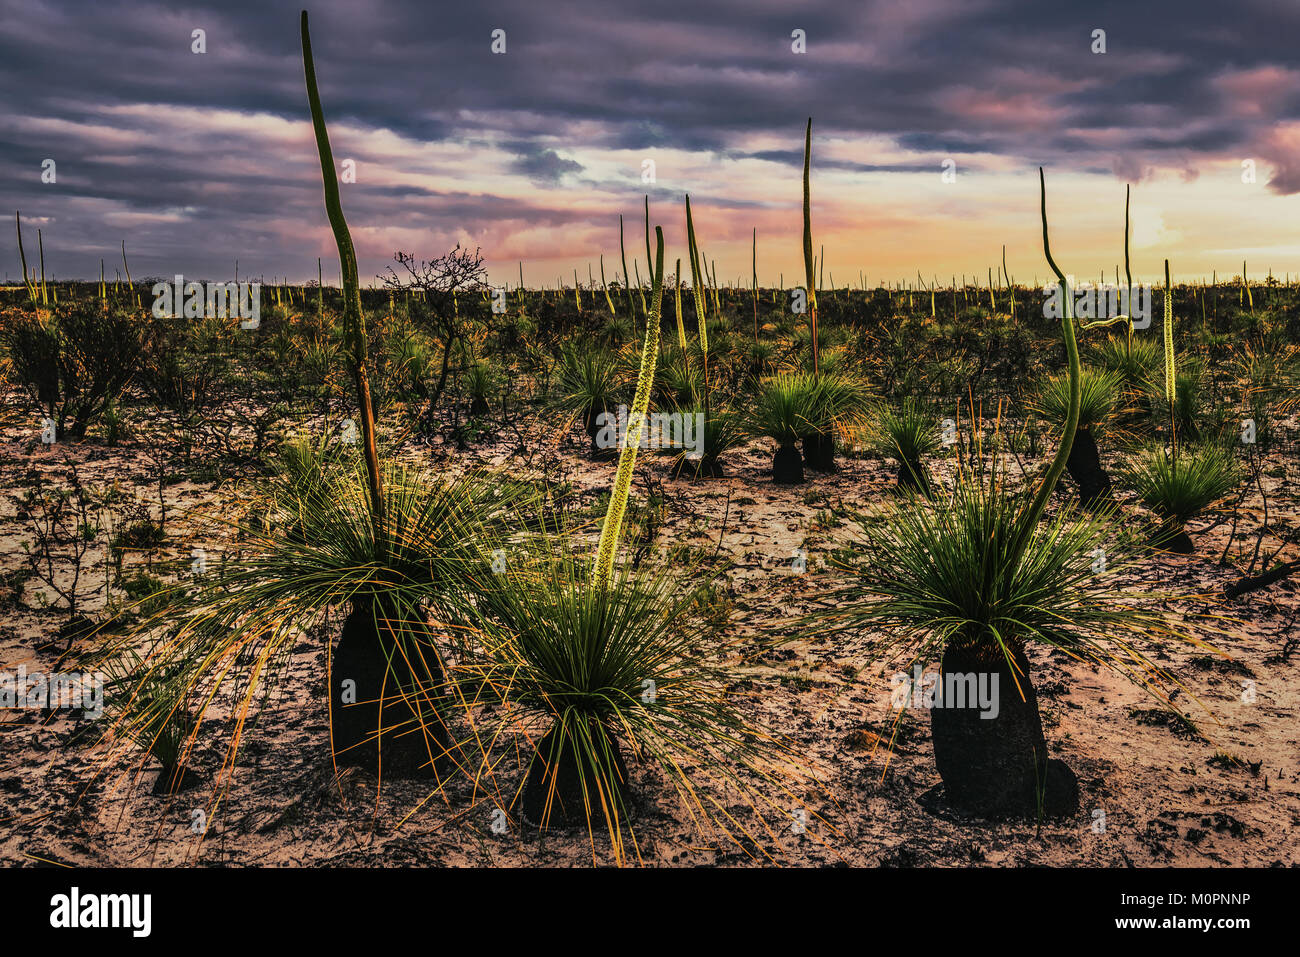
[101,649,204,796]
[1123,256,1238,551]
[748,372,821,484]
[668,405,743,480]
[828,169,1213,819]
[1145,357,1207,446]
[557,343,623,456]
[462,229,794,862]
[867,398,942,496]
[792,119,864,473]
[96,13,529,798]
[1124,443,1240,553]
[1034,365,1124,506]
[99,444,524,797]
[1091,334,1160,391]
[680,193,733,478]
[804,371,869,471]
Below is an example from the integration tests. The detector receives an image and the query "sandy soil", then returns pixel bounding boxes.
[2,408,1297,868]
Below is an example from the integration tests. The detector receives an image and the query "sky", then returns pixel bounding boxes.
[3,0,1299,290]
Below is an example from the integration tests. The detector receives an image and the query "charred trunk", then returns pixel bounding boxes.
[671,455,724,480]
[151,761,206,796]
[1152,520,1194,554]
[896,457,932,497]
[330,602,451,780]
[584,407,616,458]
[929,642,1078,818]
[1064,427,1113,506]
[773,441,804,484]
[520,722,631,828]
[802,431,837,472]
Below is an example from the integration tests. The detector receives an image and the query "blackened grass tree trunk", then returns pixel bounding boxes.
[1065,424,1113,507]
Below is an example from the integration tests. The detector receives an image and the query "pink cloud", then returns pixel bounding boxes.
[1214,65,1300,116]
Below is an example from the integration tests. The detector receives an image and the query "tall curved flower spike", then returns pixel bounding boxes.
[1163,258,1178,464]
[1003,167,1084,570]
[301,9,385,538]
[599,254,616,316]
[14,211,38,311]
[619,214,636,324]
[802,118,819,376]
[684,195,708,356]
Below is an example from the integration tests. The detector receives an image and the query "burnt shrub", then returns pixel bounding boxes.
[0,302,143,439]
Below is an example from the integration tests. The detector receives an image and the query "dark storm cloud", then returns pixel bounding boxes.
[746,150,948,175]
[505,143,584,185]
[1,0,1296,279]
